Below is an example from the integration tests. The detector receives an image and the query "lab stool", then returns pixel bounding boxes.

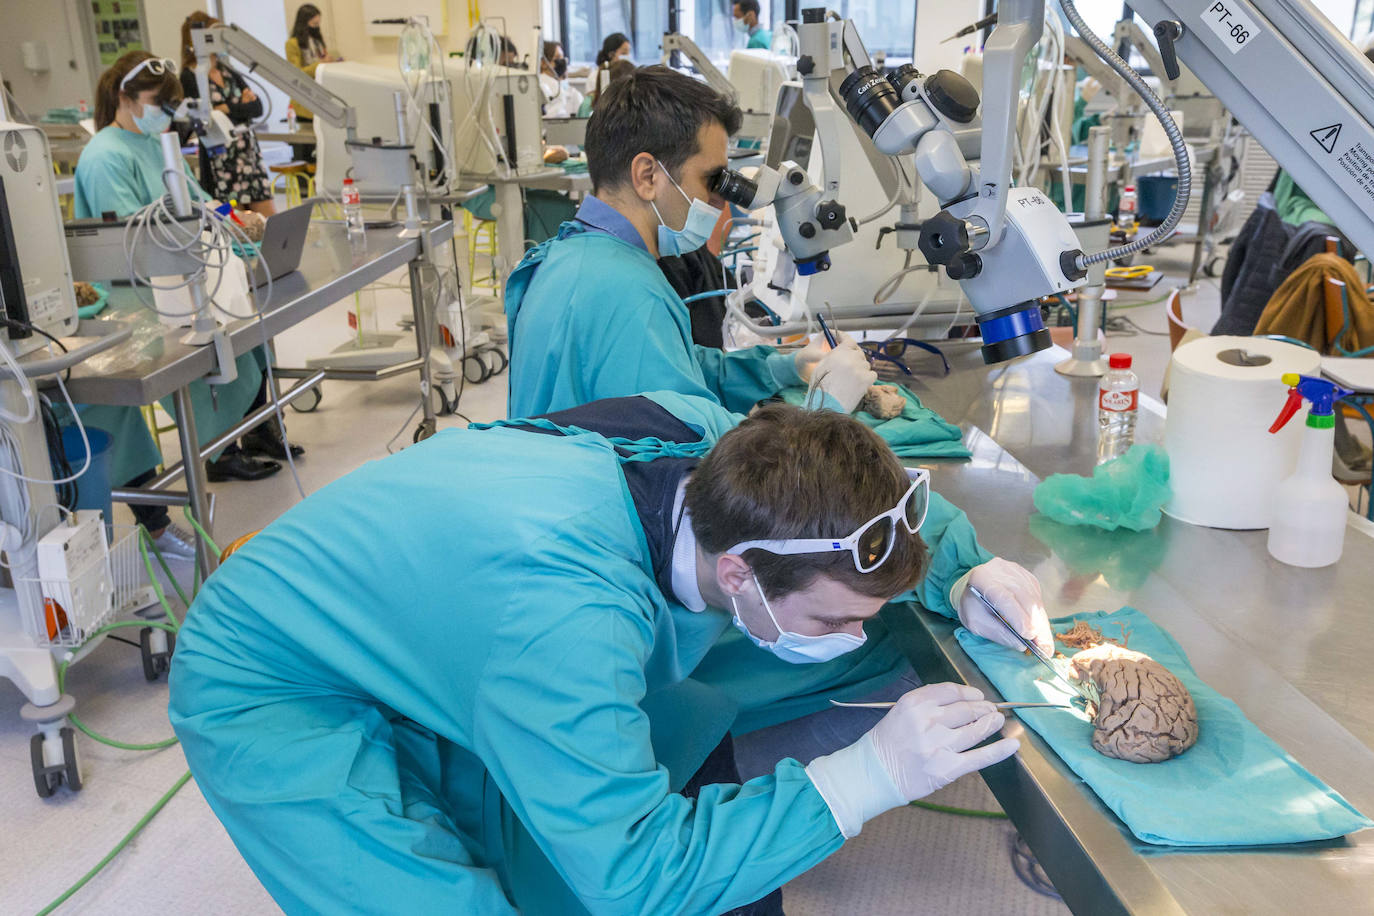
[270,162,316,208]
[463,210,501,294]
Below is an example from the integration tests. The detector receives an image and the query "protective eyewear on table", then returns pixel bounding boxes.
[120,58,179,91]
[858,338,951,377]
[727,467,930,573]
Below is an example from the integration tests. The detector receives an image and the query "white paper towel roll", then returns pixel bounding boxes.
[1164,336,1321,529]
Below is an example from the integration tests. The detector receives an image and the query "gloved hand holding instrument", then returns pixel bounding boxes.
[797,326,878,414]
[804,683,1019,837]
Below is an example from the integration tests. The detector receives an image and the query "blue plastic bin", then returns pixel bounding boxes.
[60,426,114,528]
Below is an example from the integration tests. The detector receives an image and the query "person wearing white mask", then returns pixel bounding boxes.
[732,0,773,49]
[171,393,1045,915]
[505,65,876,420]
[538,40,584,119]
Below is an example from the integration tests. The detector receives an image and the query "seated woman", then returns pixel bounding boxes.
[180,11,275,216]
[72,51,292,559]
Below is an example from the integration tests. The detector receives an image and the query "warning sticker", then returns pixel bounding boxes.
[1311,124,1342,155]
[1335,141,1374,205]
[27,287,64,324]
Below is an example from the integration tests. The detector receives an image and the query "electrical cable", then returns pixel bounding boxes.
[34,525,214,914]
[1059,0,1191,267]
[908,799,1009,819]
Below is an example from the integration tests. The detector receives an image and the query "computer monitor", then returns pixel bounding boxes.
[315,62,451,196]
[448,64,545,178]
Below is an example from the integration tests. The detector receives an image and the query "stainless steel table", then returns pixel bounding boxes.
[886,343,1374,915]
[58,219,454,573]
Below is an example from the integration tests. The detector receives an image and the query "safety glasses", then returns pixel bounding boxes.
[120,57,178,91]
[858,338,951,377]
[727,468,930,573]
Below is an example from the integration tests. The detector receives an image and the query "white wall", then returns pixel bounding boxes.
[913,0,983,77]
[292,0,544,68]
[0,0,98,117]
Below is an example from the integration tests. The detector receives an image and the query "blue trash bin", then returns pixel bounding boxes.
[1137,175,1179,225]
[60,426,114,529]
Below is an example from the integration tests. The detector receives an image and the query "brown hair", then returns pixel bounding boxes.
[181,11,220,71]
[685,404,929,600]
[591,58,636,107]
[95,51,183,130]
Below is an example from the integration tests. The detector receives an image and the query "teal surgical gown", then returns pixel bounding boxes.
[71,126,264,484]
[505,220,804,419]
[169,390,989,915]
[504,220,989,735]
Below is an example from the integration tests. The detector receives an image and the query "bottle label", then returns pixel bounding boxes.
[1100,388,1138,412]
[342,186,360,206]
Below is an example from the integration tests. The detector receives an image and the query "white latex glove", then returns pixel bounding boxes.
[810,343,878,414]
[956,557,1054,658]
[794,329,858,381]
[804,683,1018,837]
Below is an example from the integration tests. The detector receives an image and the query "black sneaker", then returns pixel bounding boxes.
[242,422,305,460]
[206,452,283,482]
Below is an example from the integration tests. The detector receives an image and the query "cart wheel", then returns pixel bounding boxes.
[487,346,508,376]
[413,417,437,443]
[1204,256,1222,278]
[140,627,175,681]
[61,727,82,792]
[430,386,452,417]
[31,733,59,798]
[463,355,489,385]
[290,385,323,413]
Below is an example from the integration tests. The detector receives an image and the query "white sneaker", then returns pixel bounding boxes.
[150,524,198,562]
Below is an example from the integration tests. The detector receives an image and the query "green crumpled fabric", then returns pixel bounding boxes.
[1033,443,1171,531]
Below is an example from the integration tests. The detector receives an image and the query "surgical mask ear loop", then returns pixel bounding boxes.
[751,572,788,637]
[651,160,692,230]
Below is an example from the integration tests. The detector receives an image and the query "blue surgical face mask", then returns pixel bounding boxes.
[729,573,867,665]
[733,17,750,34]
[650,160,722,257]
[134,103,172,136]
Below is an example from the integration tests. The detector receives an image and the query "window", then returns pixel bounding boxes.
[562,0,631,65]
[767,1,916,61]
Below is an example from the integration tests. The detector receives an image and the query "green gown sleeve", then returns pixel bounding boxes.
[691,344,803,414]
[473,537,844,916]
[909,491,994,617]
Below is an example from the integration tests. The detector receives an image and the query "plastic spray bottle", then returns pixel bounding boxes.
[1266,373,1354,568]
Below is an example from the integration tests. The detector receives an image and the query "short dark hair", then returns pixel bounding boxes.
[585,65,742,193]
[686,405,930,601]
[734,0,761,16]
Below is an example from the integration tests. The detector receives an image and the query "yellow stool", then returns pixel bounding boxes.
[142,405,178,472]
[463,210,500,293]
[269,162,316,207]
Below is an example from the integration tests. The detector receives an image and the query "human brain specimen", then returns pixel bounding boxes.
[1068,644,1198,763]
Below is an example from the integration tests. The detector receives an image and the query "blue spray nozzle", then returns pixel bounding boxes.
[1270,374,1354,433]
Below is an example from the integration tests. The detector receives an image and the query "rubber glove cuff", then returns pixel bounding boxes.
[766,349,806,388]
[804,730,907,839]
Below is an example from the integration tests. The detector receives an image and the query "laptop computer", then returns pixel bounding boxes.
[246,201,312,288]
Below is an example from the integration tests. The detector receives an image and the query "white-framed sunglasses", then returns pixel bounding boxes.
[120,57,178,91]
[727,467,930,574]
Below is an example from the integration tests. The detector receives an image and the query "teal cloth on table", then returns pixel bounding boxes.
[958,607,1374,847]
[1033,443,1171,531]
[778,385,971,458]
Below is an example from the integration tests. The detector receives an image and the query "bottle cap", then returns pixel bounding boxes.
[343,177,354,185]
[1108,353,1132,369]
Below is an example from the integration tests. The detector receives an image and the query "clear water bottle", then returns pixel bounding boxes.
[1097,353,1139,464]
[1119,184,1138,223]
[286,104,297,134]
[342,177,365,242]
